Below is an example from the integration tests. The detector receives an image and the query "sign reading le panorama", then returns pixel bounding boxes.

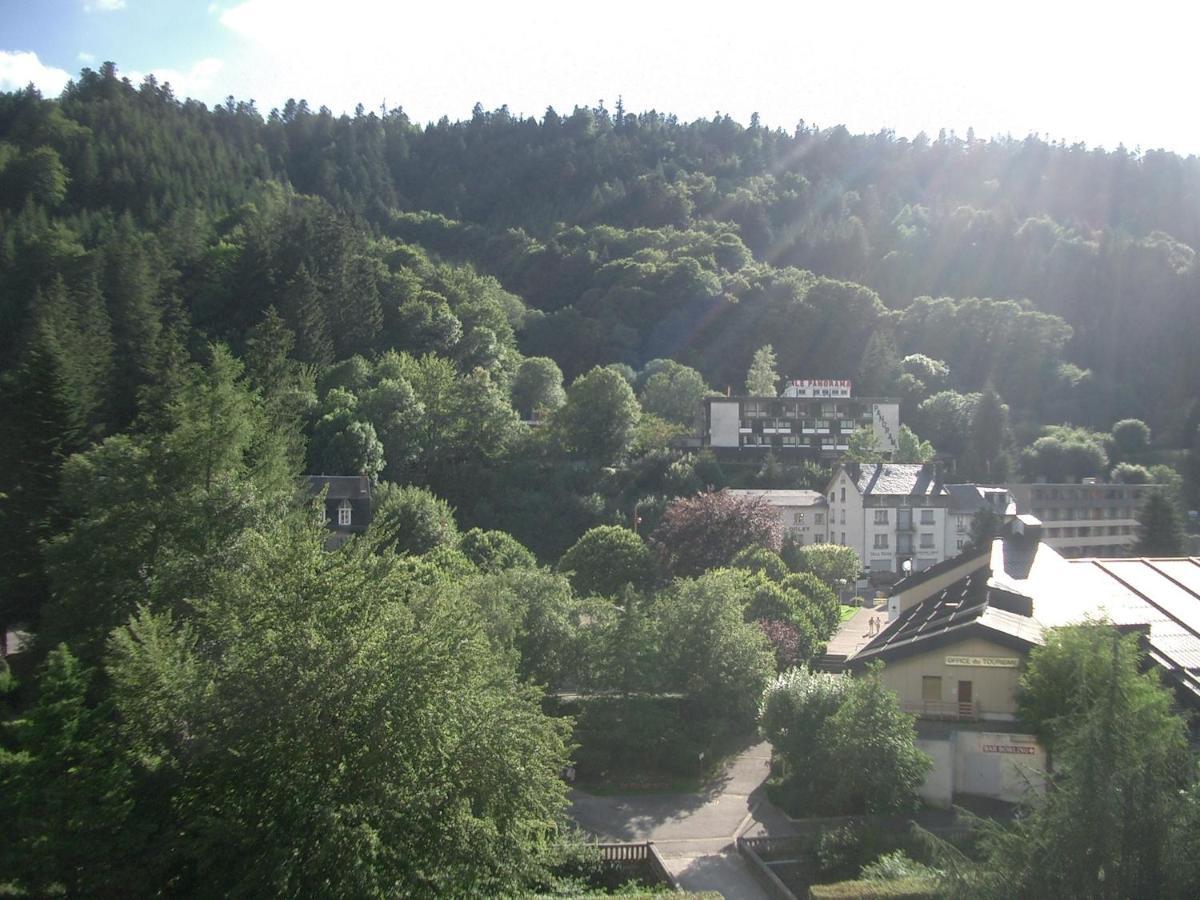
[783,379,852,398]
[945,655,1020,668]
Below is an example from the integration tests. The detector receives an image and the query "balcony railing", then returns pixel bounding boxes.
[903,700,978,721]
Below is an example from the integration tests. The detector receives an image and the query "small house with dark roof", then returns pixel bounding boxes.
[306,475,372,547]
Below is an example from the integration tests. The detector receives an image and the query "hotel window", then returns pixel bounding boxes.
[920,509,935,525]
[919,532,934,548]
[922,676,942,702]
[956,538,965,550]
[794,512,805,525]
[874,533,889,549]
[840,509,846,524]
[337,499,353,526]
[815,513,825,525]
[840,487,846,502]
[874,509,889,525]
[841,532,846,545]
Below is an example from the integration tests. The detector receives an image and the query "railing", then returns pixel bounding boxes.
[903,700,978,721]
[596,842,679,890]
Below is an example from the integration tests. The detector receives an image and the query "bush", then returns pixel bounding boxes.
[459,527,536,572]
[369,482,459,555]
[558,525,657,597]
[760,667,930,816]
[860,851,939,882]
[808,877,940,899]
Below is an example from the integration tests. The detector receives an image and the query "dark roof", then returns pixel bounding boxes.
[889,546,990,595]
[849,564,1040,666]
[305,475,371,501]
[848,463,946,498]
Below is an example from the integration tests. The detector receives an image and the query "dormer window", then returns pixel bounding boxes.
[337,499,353,526]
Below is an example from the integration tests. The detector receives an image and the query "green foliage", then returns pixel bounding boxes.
[1111,462,1152,484]
[638,359,709,425]
[1019,424,1109,482]
[962,622,1193,899]
[41,346,295,660]
[0,645,147,897]
[656,571,776,728]
[731,545,790,582]
[961,385,1010,481]
[459,527,537,572]
[964,507,1001,554]
[556,366,642,463]
[760,666,930,816]
[746,344,779,396]
[558,525,656,598]
[102,516,572,896]
[894,425,935,463]
[794,543,862,588]
[512,356,566,420]
[845,426,883,462]
[1133,490,1186,556]
[460,568,579,689]
[1110,418,1151,460]
[369,482,460,556]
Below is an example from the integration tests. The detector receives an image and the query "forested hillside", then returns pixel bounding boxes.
[1,61,1199,896]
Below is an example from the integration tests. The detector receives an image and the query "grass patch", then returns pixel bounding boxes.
[839,604,860,622]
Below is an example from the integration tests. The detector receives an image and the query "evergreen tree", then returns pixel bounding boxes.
[745,344,779,396]
[282,262,333,365]
[962,385,1010,481]
[856,329,899,396]
[0,318,84,640]
[1133,490,1186,556]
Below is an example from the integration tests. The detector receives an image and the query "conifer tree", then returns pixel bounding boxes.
[282,262,333,365]
[746,344,779,396]
[1134,490,1186,556]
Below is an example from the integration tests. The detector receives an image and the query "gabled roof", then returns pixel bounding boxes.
[889,546,990,595]
[305,475,372,501]
[850,565,1041,666]
[841,463,947,498]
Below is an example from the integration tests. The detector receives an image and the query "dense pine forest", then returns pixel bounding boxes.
[1,63,1199,895]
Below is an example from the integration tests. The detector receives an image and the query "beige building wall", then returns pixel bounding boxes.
[876,636,1025,721]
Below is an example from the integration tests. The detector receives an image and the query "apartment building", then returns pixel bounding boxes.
[701,394,901,460]
[825,463,951,576]
[726,489,828,546]
[1005,479,1160,558]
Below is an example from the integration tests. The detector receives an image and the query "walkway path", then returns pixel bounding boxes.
[568,742,796,898]
[824,601,887,661]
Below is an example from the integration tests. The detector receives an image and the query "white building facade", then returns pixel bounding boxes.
[727,489,829,546]
[824,463,952,576]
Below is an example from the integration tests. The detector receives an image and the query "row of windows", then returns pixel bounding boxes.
[742,401,871,418]
[741,435,849,447]
[1046,525,1134,538]
[873,532,937,549]
[1032,507,1141,522]
[872,509,937,525]
[1032,487,1145,502]
[791,512,826,526]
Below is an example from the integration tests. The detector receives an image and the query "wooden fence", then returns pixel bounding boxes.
[596,842,679,890]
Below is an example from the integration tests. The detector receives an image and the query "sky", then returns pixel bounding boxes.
[1,0,1197,155]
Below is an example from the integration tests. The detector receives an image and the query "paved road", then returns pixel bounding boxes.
[568,742,796,898]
